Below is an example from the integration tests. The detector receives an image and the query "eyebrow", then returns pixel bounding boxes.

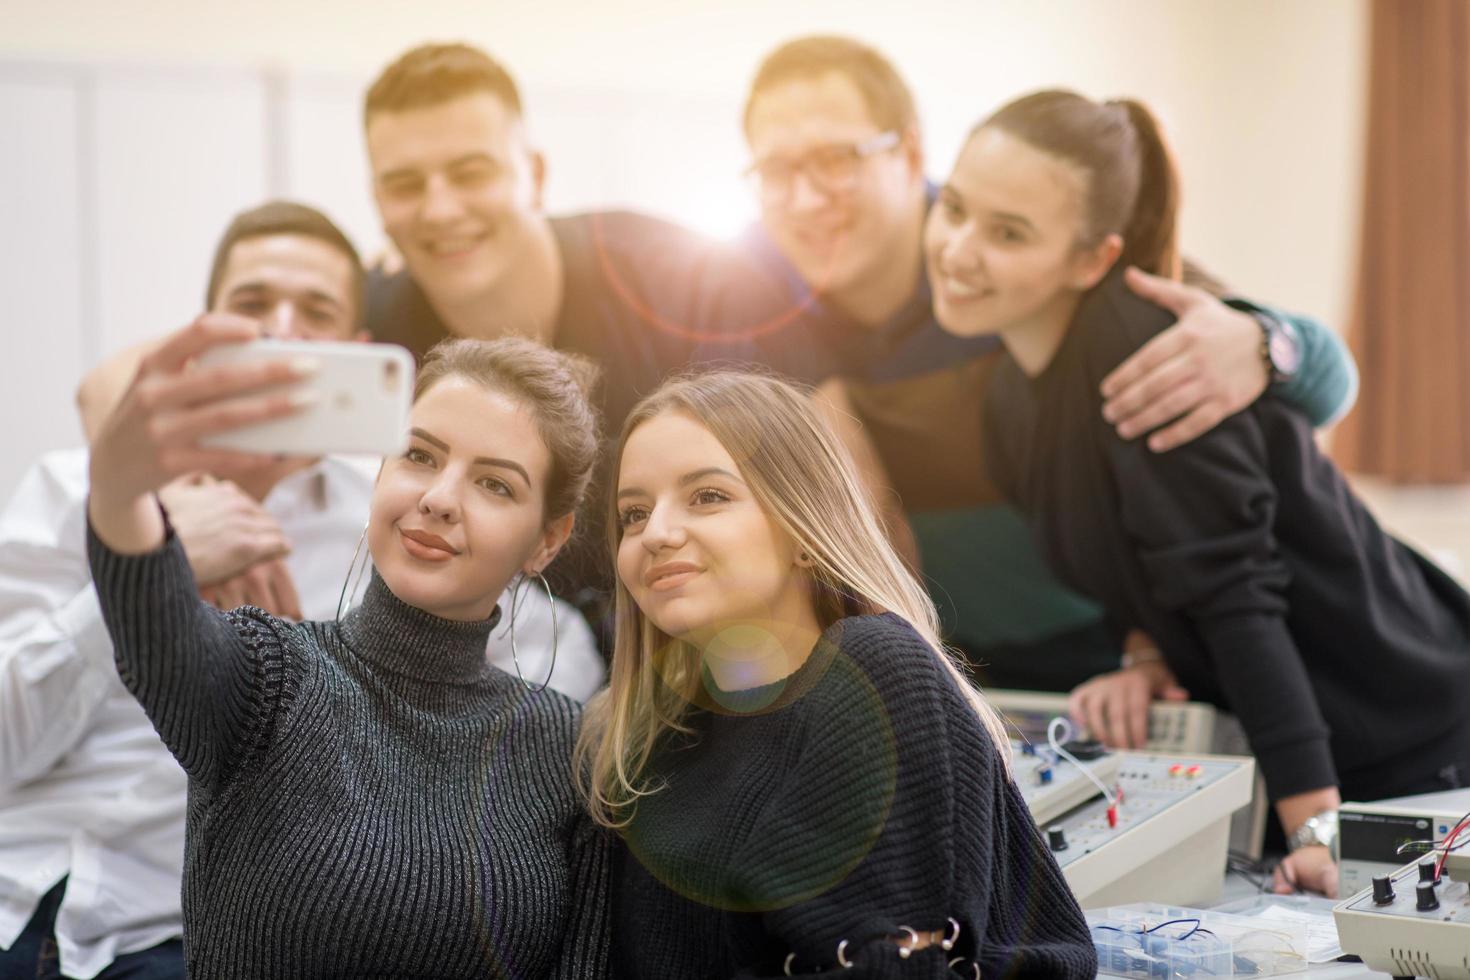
[446,153,501,170]
[379,153,501,184]
[410,428,533,488]
[990,211,1037,231]
[940,185,1037,232]
[616,466,742,500]
[227,282,344,310]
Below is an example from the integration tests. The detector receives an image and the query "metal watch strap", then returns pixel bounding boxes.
[1287,809,1338,852]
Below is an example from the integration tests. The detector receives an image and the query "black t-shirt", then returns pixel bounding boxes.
[366,211,837,630]
[985,269,1470,801]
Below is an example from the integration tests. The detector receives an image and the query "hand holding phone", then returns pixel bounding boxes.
[87,314,308,555]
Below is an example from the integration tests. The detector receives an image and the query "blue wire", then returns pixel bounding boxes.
[1144,918,1202,940]
[1093,919,1205,941]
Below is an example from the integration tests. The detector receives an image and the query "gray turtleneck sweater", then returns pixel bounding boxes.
[86,518,609,979]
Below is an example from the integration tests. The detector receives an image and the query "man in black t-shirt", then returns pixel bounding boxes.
[360,44,818,632]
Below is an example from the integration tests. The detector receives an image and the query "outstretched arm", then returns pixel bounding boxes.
[85,314,312,791]
[1102,405,1340,895]
[1101,267,1357,451]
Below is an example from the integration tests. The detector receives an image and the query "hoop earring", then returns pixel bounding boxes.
[508,571,558,693]
[335,522,371,625]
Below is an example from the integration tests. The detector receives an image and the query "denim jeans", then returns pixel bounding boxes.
[0,878,184,980]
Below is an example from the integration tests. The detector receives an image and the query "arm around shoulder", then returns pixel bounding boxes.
[76,340,155,442]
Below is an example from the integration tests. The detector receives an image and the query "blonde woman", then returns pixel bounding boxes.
[577,371,1093,978]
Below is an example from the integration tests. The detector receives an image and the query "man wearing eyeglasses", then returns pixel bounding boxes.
[732,35,1361,697]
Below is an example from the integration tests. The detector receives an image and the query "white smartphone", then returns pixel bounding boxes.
[195,339,415,457]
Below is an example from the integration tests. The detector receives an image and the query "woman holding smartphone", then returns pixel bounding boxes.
[86,319,608,977]
[577,370,1095,978]
[925,89,1470,895]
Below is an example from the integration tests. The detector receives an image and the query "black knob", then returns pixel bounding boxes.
[1372,875,1395,906]
[1047,826,1069,852]
[1418,858,1439,883]
[1416,880,1440,912]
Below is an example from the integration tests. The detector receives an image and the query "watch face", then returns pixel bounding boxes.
[1269,327,1302,377]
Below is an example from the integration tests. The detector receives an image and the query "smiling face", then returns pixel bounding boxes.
[745,71,920,301]
[925,126,1118,340]
[614,411,816,646]
[367,92,544,310]
[212,233,362,340]
[368,376,567,622]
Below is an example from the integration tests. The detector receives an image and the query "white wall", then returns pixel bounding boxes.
[0,0,1368,502]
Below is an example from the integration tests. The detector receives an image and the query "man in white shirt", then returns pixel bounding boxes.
[0,201,602,979]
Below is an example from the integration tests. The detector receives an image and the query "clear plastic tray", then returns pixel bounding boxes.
[1089,902,1310,977]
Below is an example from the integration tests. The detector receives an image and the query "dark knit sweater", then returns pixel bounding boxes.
[86,520,610,979]
[610,613,1095,979]
[984,270,1470,802]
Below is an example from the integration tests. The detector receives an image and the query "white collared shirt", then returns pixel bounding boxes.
[0,449,603,978]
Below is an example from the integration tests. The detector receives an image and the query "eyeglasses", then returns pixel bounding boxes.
[744,131,901,205]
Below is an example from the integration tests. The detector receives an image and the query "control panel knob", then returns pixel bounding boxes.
[1047,826,1069,852]
[1416,880,1440,912]
[1371,875,1395,906]
[1418,858,1439,883]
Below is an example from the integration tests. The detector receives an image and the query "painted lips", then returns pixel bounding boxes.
[399,527,460,562]
[645,562,702,592]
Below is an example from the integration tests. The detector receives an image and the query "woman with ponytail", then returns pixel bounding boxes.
[927,89,1470,896]
[577,370,1095,977]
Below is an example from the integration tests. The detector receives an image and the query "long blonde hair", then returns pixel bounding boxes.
[574,370,1010,829]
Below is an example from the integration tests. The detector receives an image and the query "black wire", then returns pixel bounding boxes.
[1226,850,1273,893]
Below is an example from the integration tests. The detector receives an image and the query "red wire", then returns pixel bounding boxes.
[1435,817,1470,880]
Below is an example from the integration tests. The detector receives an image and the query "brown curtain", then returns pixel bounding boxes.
[1335,0,1470,483]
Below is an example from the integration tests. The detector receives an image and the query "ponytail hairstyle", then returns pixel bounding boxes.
[574,369,1012,830]
[978,90,1182,279]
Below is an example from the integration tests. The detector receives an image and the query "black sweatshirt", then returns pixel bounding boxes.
[87,520,609,979]
[985,270,1470,801]
[610,612,1095,979]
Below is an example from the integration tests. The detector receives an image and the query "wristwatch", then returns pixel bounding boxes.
[1253,308,1302,384]
[1286,809,1338,853]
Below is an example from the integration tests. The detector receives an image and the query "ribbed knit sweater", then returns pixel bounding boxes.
[610,613,1095,979]
[87,520,609,979]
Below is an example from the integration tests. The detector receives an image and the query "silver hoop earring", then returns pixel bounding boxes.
[508,571,558,693]
[335,522,371,625]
